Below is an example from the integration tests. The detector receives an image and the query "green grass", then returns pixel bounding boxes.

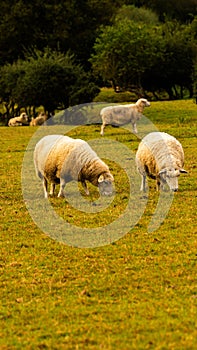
[1,100,197,349]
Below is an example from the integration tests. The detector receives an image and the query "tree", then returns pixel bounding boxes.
[142,20,197,99]
[193,59,197,102]
[0,1,36,66]
[90,17,164,93]
[0,0,123,68]
[0,61,26,118]
[90,9,197,99]
[0,50,99,123]
[136,0,197,22]
[114,4,159,25]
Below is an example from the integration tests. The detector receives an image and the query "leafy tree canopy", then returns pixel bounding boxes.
[130,0,197,22]
[0,0,123,67]
[114,4,159,25]
[0,0,196,116]
[90,12,197,99]
[0,49,99,120]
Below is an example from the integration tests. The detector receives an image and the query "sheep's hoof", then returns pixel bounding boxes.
[58,193,65,198]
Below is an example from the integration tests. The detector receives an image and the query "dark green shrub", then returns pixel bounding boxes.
[93,88,137,103]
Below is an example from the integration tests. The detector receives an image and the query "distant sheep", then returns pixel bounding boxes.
[34,135,114,198]
[8,112,29,127]
[136,132,187,192]
[100,98,150,136]
[30,112,47,126]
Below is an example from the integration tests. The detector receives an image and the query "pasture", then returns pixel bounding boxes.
[0,100,197,349]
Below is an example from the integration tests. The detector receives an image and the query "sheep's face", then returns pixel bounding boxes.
[98,174,114,196]
[159,168,187,192]
[21,113,28,122]
[137,98,151,108]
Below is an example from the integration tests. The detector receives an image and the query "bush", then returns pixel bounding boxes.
[93,88,137,103]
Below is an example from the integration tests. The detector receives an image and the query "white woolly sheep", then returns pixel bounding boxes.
[30,112,47,126]
[135,132,187,192]
[100,98,150,136]
[34,135,114,198]
[8,112,29,127]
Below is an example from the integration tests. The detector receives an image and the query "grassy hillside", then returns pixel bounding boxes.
[1,100,197,349]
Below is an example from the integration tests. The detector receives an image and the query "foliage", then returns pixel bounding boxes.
[90,19,163,92]
[0,0,122,67]
[0,60,26,118]
[0,100,197,349]
[114,4,159,25]
[0,0,196,68]
[93,87,137,103]
[135,0,197,22]
[90,16,197,99]
[193,60,197,101]
[142,20,197,99]
[0,0,197,112]
[0,49,99,121]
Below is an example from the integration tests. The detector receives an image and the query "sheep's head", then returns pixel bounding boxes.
[98,173,114,196]
[159,168,187,192]
[136,98,150,113]
[20,112,28,122]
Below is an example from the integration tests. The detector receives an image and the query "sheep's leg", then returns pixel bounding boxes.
[132,123,138,134]
[100,123,106,136]
[157,178,166,191]
[43,177,48,198]
[82,180,89,195]
[58,178,66,198]
[156,178,161,191]
[140,174,147,192]
[49,183,56,196]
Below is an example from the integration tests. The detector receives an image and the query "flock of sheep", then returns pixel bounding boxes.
[7,98,187,196]
[8,112,47,127]
[32,98,187,197]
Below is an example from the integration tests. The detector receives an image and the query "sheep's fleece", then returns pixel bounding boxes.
[8,113,28,126]
[30,112,47,126]
[100,98,150,135]
[34,135,114,198]
[136,132,187,192]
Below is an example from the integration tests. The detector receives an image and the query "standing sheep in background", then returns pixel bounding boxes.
[30,112,47,126]
[34,135,114,198]
[8,112,29,126]
[100,98,150,136]
[136,132,187,192]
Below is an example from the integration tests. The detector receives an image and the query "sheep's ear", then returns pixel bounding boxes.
[98,174,104,183]
[159,169,167,175]
[109,174,114,181]
[180,169,188,174]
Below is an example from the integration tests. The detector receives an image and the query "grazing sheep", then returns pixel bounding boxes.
[135,132,187,192]
[30,112,47,126]
[100,98,150,136]
[34,135,114,198]
[8,112,29,126]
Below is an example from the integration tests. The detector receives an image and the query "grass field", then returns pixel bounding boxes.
[0,99,197,349]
